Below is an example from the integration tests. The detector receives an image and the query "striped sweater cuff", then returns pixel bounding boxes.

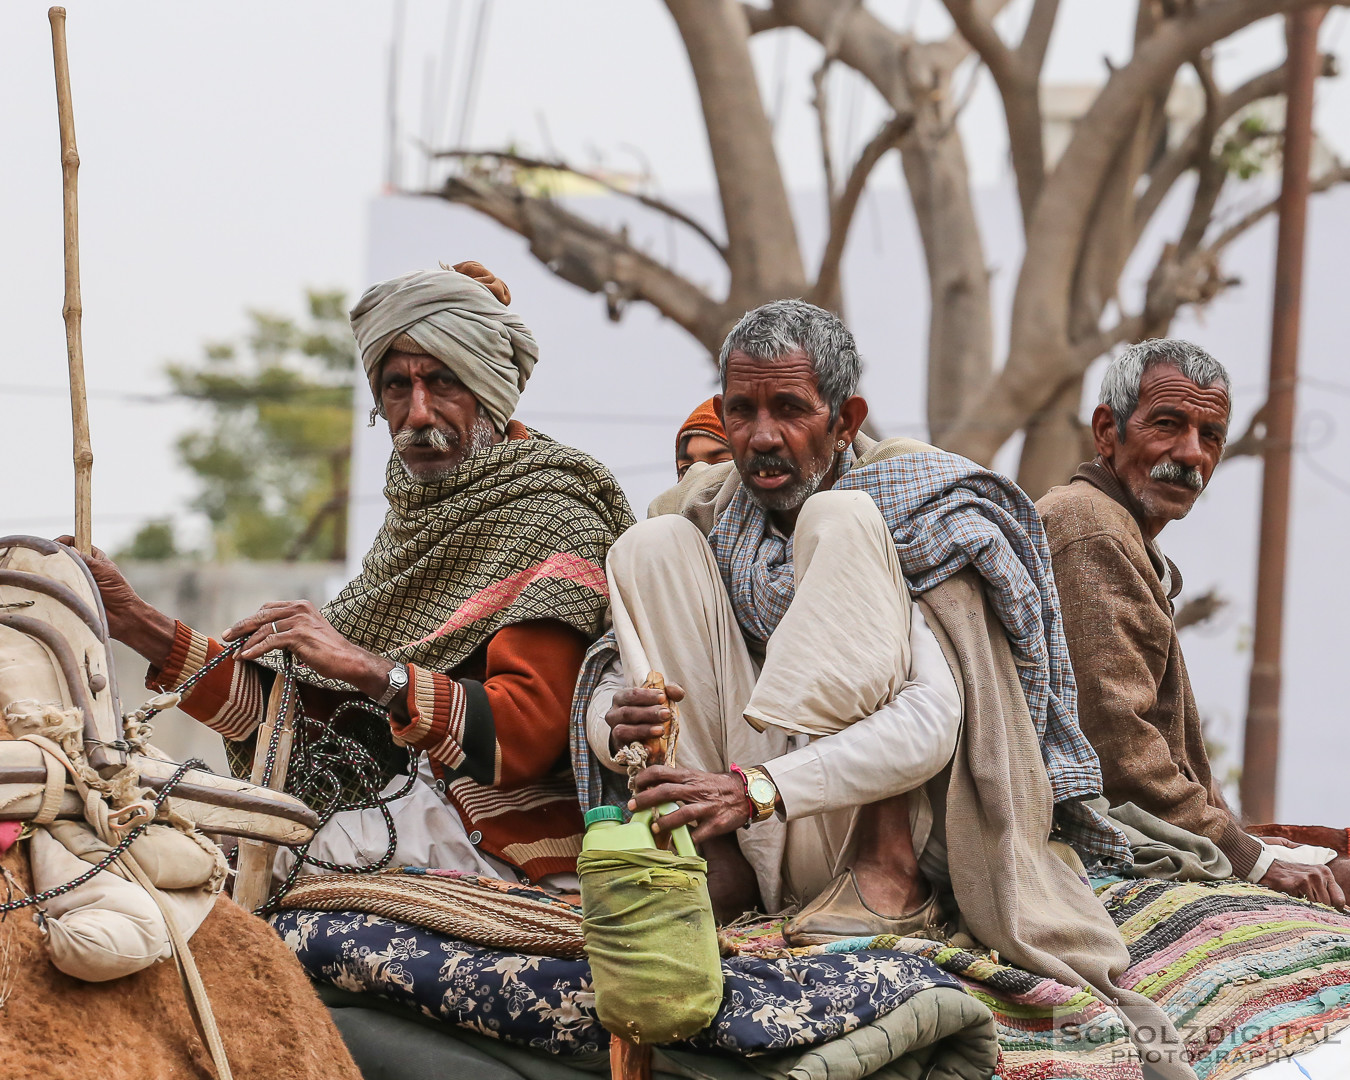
[391,665,468,771]
[146,621,209,692]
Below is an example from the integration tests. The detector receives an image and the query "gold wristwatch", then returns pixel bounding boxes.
[742,765,779,824]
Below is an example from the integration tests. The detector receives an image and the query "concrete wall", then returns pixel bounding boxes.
[113,561,346,773]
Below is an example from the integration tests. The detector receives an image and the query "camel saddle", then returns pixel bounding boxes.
[0,535,317,846]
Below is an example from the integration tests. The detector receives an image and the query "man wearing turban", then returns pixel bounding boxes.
[74,262,634,889]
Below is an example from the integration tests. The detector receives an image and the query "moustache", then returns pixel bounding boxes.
[1150,460,1204,491]
[743,453,798,478]
[392,425,461,454]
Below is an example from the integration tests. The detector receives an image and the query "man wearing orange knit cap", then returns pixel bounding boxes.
[676,398,733,479]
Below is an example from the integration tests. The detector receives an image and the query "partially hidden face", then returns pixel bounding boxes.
[379,352,498,482]
[1102,364,1230,526]
[676,433,733,479]
[717,348,844,515]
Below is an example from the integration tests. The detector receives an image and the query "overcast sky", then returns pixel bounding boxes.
[4,1,1350,547]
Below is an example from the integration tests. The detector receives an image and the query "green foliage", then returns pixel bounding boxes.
[117,519,180,561]
[165,289,357,562]
[1217,114,1280,181]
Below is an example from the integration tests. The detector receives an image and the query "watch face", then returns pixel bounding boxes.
[748,777,776,805]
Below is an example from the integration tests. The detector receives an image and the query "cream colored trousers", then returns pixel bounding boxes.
[601,490,921,912]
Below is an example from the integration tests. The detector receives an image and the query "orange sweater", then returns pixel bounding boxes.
[150,618,588,880]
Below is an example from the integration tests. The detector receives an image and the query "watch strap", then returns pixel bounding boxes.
[741,764,779,824]
[376,663,409,707]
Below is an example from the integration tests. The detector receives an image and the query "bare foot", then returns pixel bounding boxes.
[701,833,762,923]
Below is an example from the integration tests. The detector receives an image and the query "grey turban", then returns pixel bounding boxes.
[350,267,539,432]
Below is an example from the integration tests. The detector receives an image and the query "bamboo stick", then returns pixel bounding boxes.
[49,7,93,556]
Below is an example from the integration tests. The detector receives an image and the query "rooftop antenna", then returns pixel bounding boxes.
[432,0,465,165]
[420,54,435,189]
[384,0,407,190]
[453,0,492,149]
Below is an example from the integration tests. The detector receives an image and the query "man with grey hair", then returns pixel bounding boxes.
[571,299,1154,993]
[1039,337,1349,907]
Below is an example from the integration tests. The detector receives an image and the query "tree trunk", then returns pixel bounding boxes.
[900,125,994,445]
[664,0,808,318]
[1015,374,1093,498]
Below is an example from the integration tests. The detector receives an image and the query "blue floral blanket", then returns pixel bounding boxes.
[271,908,988,1061]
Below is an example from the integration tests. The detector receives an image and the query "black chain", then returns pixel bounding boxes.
[137,638,420,917]
[0,757,207,917]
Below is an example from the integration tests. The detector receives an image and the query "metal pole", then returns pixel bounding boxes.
[1240,7,1325,825]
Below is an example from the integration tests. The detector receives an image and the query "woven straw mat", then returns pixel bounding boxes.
[278,871,585,959]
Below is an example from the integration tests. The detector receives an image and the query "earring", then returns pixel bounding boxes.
[367,406,380,428]
[836,440,847,451]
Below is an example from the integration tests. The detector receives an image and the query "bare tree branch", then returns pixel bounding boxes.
[810,0,863,226]
[809,114,914,309]
[1017,0,1061,74]
[754,0,916,116]
[1136,62,1290,234]
[944,0,1350,467]
[1176,53,1228,258]
[1174,588,1229,631]
[1133,54,1335,248]
[1210,160,1350,252]
[1223,401,1270,460]
[435,150,729,260]
[941,0,1018,86]
[438,174,723,349]
[1061,159,1350,380]
[942,0,1052,222]
[741,2,785,33]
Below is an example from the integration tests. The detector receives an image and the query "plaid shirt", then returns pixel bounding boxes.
[572,448,1130,865]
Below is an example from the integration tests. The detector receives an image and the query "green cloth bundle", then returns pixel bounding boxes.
[577,848,722,1044]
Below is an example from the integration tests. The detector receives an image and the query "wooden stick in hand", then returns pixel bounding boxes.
[642,671,679,766]
[49,7,93,555]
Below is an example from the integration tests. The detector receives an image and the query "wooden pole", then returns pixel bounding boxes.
[609,1036,652,1080]
[49,7,93,556]
[233,678,297,913]
[1240,8,1326,824]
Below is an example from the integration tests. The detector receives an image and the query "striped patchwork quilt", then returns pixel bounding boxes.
[739,876,1350,1079]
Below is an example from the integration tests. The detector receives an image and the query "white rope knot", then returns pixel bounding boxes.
[121,691,179,752]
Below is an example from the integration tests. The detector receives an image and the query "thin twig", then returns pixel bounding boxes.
[810,114,914,307]
[811,1,862,208]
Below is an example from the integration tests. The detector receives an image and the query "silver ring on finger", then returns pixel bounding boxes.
[270,621,279,637]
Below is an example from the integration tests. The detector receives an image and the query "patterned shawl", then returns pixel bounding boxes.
[240,425,631,810]
[262,424,633,690]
